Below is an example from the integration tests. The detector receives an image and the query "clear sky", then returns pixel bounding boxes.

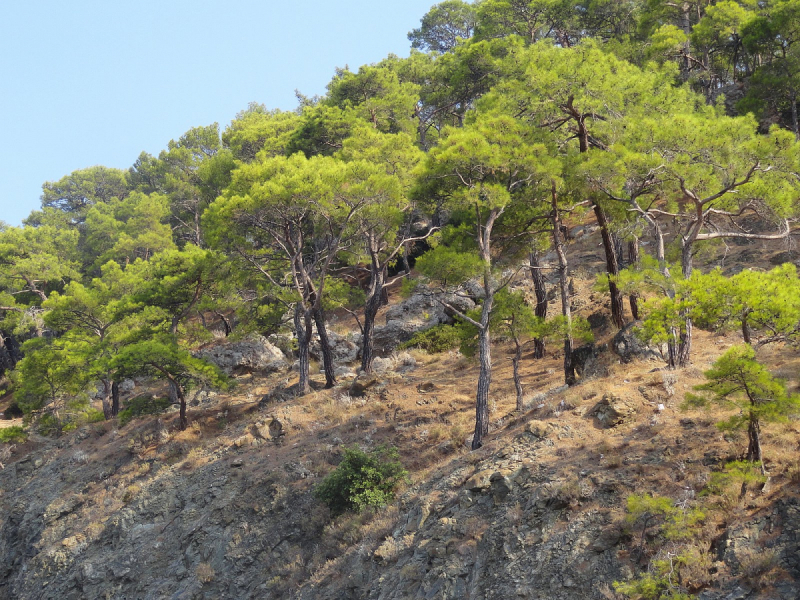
[0,0,436,226]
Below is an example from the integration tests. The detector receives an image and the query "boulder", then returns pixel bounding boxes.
[197,335,287,374]
[372,289,475,354]
[119,379,136,393]
[590,394,635,428]
[310,331,358,365]
[611,321,664,363]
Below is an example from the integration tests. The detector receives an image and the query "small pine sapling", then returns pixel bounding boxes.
[684,345,800,474]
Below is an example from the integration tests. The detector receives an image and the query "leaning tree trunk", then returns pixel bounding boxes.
[628,238,640,320]
[594,204,625,329]
[529,251,548,359]
[111,380,120,417]
[552,186,575,386]
[313,307,337,388]
[472,296,493,450]
[361,268,386,374]
[294,305,313,395]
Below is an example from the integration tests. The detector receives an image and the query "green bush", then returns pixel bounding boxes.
[118,396,171,427]
[0,425,27,443]
[314,445,408,516]
[399,324,464,354]
[85,408,106,423]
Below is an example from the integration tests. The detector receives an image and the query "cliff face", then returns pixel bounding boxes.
[2,353,800,600]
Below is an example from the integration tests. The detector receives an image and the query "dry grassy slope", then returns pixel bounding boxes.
[1,232,800,599]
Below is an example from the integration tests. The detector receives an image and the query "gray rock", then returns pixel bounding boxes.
[611,320,664,363]
[197,335,287,374]
[119,379,136,393]
[310,331,358,365]
[373,289,475,354]
[590,394,635,428]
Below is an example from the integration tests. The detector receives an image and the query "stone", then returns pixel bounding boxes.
[525,422,550,438]
[349,376,379,397]
[310,331,358,365]
[119,379,136,393]
[590,394,635,428]
[268,418,285,441]
[611,320,664,363]
[372,289,475,354]
[465,469,494,492]
[197,335,287,374]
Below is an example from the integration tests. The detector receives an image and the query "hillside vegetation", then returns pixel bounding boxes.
[4,1,800,598]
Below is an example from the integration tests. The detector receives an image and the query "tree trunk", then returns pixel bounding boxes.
[313,307,337,388]
[168,380,179,405]
[361,268,386,374]
[678,237,695,366]
[628,238,640,320]
[177,384,188,431]
[295,305,313,395]
[513,339,523,412]
[742,309,752,345]
[552,185,575,386]
[111,380,120,417]
[792,93,799,142]
[594,204,625,329]
[529,251,547,359]
[746,416,763,467]
[101,378,113,420]
[472,302,493,450]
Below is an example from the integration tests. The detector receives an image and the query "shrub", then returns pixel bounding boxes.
[314,445,408,516]
[86,408,106,423]
[118,396,171,427]
[0,425,26,444]
[399,324,464,354]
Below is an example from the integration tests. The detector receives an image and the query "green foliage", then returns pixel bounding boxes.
[118,396,172,428]
[0,425,27,444]
[616,493,706,599]
[704,460,766,498]
[685,345,800,464]
[399,323,466,354]
[314,445,408,516]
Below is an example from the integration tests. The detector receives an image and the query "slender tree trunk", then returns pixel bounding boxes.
[628,238,640,320]
[176,383,188,431]
[313,307,336,388]
[295,305,313,395]
[513,339,523,412]
[361,268,386,374]
[678,237,695,366]
[101,378,113,420]
[529,251,547,359]
[168,380,179,405]
[472,299,493,450]
[552,185,575,385]
[742,309,752,345]
[594,204,625,329]
[111,380,120,417]
[746,416,763,467]
[792,93,799,142]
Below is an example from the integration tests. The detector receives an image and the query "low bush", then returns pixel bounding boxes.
[118,396,171,427]
[399,324,464,354]
[0,425,26,443]
[315,445,408,516]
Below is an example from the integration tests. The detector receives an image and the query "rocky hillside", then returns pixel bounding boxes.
[2,236,800,600]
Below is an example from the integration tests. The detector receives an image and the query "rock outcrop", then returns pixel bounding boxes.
[197,335,288,374]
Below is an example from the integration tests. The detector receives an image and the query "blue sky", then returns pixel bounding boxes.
[0,0,436,225]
